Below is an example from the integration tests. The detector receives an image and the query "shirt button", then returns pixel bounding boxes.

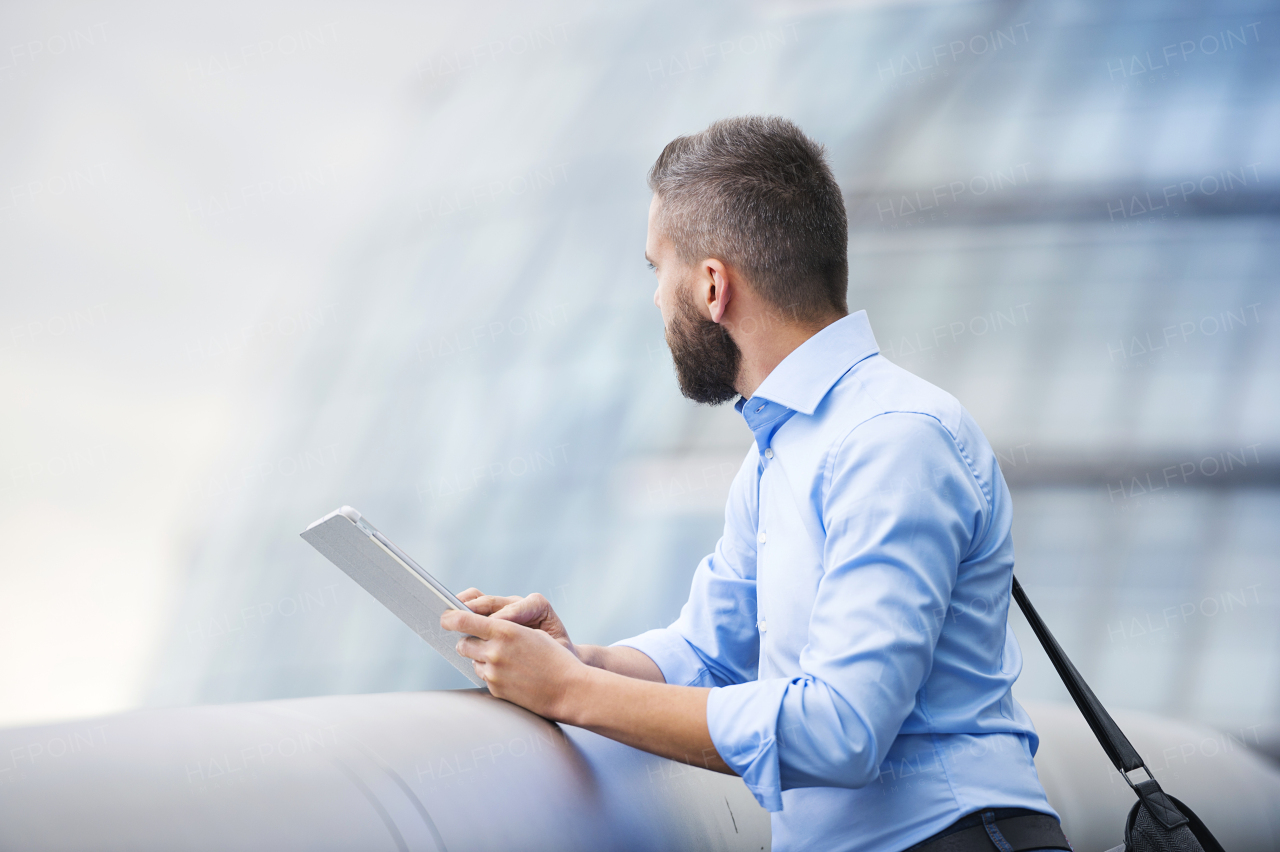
[764,448,774,459]
[759,620,768,633]
[758,531,767,544]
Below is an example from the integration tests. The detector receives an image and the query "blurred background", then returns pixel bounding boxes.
[0,0,1275,765]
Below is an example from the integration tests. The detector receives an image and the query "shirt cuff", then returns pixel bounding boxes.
[707,678,792,812]
[611,628,717,688]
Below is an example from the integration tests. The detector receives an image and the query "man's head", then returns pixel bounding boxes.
[645,116,848,404]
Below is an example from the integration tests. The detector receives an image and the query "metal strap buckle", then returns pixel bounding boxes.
[1121,764,1154,791]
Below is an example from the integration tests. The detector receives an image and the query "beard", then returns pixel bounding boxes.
[665,287,742,405]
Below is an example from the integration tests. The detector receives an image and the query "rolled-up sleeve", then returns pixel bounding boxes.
[706,412,988,812]
[613,450,762,689]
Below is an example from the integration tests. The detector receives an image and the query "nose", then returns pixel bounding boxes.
[652,285,660,309]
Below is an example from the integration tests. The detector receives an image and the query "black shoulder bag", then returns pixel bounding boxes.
[1011,577,1227,852]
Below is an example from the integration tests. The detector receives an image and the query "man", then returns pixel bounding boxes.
[441,116,1066,852]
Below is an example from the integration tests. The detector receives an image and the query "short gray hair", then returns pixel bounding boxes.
[647,116,848,320]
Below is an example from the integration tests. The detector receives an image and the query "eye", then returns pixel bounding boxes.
[647,262,657,271]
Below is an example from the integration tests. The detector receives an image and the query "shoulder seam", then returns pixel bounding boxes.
[822,410,994,517]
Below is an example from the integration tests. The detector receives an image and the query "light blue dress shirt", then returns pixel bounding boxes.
[616,311,1057,852]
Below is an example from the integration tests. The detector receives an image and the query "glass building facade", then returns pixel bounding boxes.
[3,0,1272,742]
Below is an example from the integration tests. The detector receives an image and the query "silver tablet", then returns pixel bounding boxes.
[300,506,486,688]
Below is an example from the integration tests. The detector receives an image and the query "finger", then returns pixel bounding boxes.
[491,593,551,626]
[457,588,484,602]
[464,594,523,615]
[455,635,489,662]
[440,607,498,639]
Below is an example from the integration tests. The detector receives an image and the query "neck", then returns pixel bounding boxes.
[733,312,845,400]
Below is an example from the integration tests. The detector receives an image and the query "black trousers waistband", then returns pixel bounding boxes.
[903,808,1071,852]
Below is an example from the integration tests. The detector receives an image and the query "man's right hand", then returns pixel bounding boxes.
[456,588,666,683]
[457,589,581,661]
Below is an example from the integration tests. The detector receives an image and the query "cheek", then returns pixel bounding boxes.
[654,277,670,321]
[656,274,682,325]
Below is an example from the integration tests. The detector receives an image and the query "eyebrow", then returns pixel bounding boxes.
[644,252,655,264]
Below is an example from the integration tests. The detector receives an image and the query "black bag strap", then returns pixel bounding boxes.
[1010,577,1232,849]
[1010,576,1148,780]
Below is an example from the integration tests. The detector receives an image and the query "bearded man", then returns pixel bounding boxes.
[441,116,1068,852]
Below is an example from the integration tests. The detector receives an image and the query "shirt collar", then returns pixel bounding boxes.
[744,310,880,417]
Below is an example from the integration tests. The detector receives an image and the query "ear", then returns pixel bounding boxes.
[700,258,732,324]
